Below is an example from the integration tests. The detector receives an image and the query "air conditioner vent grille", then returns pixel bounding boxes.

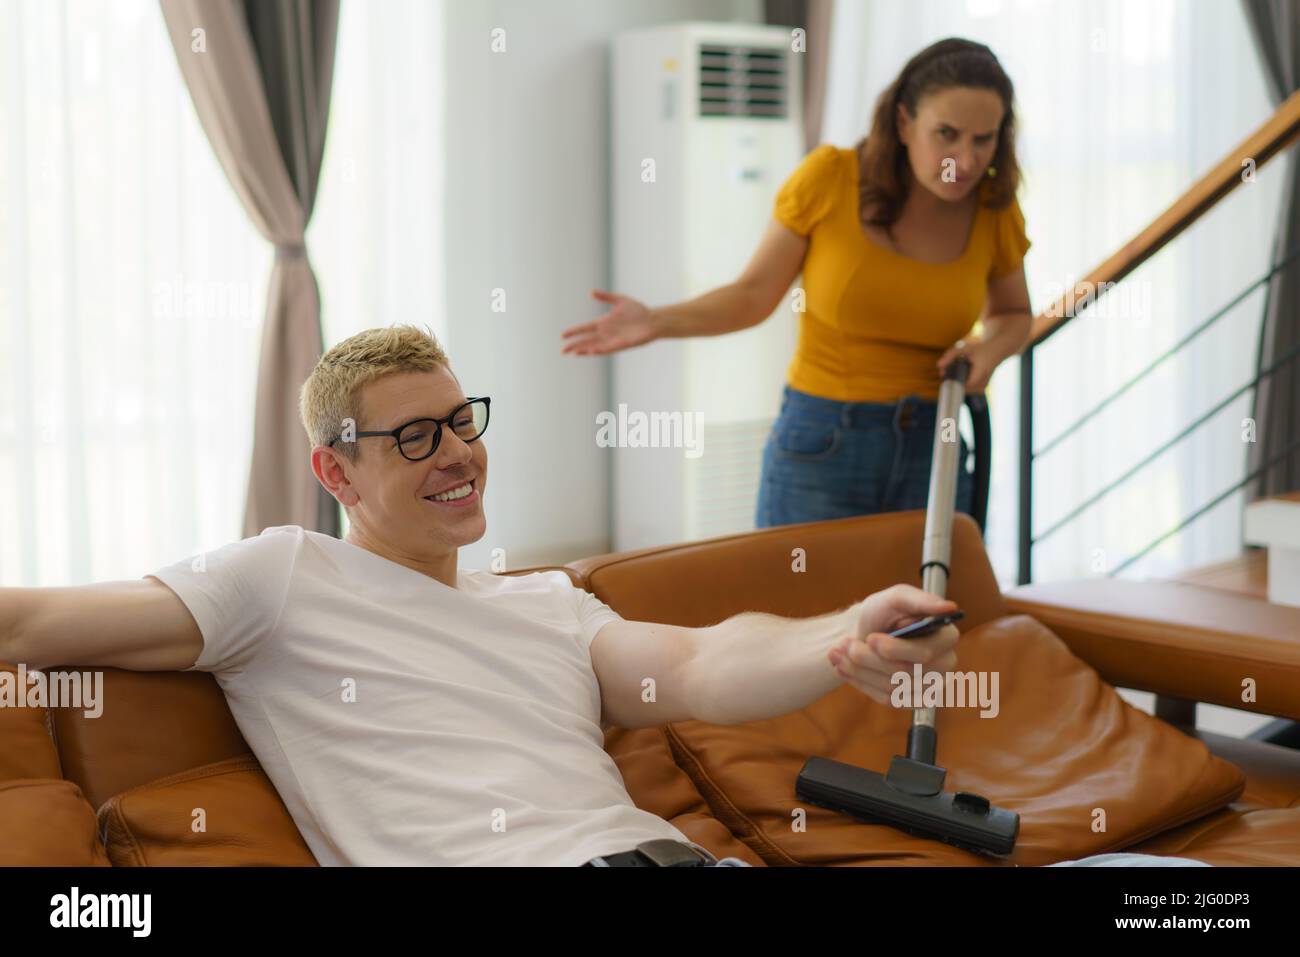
[698,44,789,119]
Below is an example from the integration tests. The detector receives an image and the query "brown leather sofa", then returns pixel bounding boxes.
[3,509,1298,866]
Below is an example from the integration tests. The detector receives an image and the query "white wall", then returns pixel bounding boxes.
[440,0,761,569]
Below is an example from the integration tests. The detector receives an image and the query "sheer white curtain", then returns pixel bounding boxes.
[822,0,1284,588]
[1,0,265,586]
[308,0,444,541]
[0,0,444,585]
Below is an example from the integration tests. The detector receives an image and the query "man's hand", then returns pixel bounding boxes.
[826,585,960,705]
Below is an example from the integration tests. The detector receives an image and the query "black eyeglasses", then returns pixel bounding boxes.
[329,397,491,462]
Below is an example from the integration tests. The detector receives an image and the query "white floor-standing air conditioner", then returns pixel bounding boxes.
[610,22,805,551]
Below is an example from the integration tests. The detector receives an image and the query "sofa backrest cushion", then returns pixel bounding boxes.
[51,669,248,812]
[572,510,1006,630]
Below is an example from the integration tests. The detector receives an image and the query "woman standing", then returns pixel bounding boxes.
[562,38,1033,529]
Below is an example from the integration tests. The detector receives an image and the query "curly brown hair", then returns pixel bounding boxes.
[856,38,1021,233]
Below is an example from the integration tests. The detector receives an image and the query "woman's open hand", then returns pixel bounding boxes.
[561,289,658,356]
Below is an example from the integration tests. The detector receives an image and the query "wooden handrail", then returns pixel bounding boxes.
[1029,87,1300,347]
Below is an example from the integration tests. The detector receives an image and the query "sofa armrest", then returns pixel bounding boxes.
[1004,579,1300,721]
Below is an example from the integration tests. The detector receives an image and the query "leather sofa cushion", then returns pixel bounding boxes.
[1126,733,1300,866]
[1127,804,1300,865]
[605,726,766,865]
[0,779,110,866]
[98,755,318,866]
[666,614,1246,866]
[52,669,248,812]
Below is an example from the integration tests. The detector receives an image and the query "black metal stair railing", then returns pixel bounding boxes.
[1016,242,1300,585]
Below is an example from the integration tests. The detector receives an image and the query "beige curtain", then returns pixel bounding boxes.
[764,0,833,151]
[159,0,341,538]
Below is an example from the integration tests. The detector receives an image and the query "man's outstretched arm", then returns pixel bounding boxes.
[0,578,203,672]
[589,584,960,730]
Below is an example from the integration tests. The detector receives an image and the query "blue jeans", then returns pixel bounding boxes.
[756,386,974,528]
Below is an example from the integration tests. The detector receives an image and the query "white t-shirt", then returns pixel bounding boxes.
[147,525,691,866]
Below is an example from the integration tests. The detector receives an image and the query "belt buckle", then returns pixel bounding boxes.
[635,839,714,867]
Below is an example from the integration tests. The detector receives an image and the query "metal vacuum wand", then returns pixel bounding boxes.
[907,354,969,765]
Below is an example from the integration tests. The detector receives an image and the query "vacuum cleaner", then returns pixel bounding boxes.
[795,355,1020,857]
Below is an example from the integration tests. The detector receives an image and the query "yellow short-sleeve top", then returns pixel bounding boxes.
[774,143,1031,403]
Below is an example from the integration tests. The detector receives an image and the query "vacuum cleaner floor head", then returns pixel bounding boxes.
[797,754,1020,857]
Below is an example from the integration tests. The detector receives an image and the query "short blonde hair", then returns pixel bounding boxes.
[300,323,453,463]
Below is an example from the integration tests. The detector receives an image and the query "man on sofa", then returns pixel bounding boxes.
[0,325,1203,867]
